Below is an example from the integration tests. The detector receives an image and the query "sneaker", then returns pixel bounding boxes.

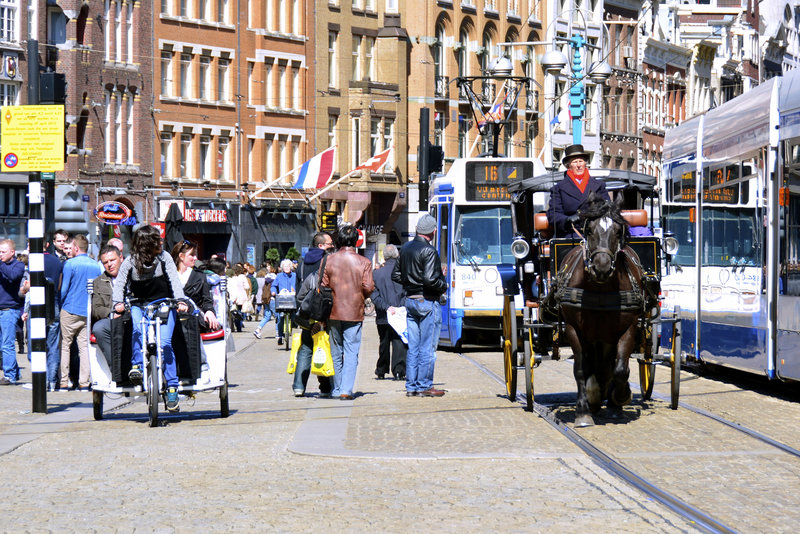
[166,388,179,411]
[253,329,262,339]
[47,382,56,392]
[319,392,332,399]
[128,365,143,386]
[277,337,284,346]
[293,389,304,397]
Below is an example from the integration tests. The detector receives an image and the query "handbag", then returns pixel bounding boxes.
[286,332,302,374]
[310,330,334,377]
[299,255,333,321]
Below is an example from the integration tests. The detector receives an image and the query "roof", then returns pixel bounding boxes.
[508,168,658,196]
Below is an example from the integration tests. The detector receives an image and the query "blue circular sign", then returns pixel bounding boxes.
[4,152,17,168]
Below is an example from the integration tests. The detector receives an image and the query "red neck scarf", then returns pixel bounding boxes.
[567,169,590,193]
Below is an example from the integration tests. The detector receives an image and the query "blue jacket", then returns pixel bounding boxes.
[548,172,610,238]
[371,258,405,325]
[272,271,297,295]
[60,253,102,316]
[0,258,24,309]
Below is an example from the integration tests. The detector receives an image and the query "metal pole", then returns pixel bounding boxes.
[27,39,47,413]
[419,108,430,212]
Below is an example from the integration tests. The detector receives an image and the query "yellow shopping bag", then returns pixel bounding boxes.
[286,332,302,374]
[310,330,334,377]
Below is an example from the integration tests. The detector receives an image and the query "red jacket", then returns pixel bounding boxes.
[321,247,374,322]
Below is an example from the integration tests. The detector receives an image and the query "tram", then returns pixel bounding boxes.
[428,156,545,347]
[661,67,800,381]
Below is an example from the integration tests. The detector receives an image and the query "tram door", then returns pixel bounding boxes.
[435,203,453,346]
[777,152,800,378]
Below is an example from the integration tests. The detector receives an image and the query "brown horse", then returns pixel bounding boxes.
[550,195,646,427]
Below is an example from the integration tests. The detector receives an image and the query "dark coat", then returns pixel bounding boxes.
[183,268,214,313]
[321,247,374,322]
[392,236,446,301]
[91,271,115,323]
[548,172,610,238]
[371,258,405,325]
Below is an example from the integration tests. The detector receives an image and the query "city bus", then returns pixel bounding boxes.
[429,156,545,347]
[660,67,800,380]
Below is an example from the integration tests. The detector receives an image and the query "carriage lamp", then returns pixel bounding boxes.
[664,234,679,256]
[511,236,531,260]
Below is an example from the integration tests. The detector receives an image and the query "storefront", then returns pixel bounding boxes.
[159,199,233,261]
[0,174,29,251]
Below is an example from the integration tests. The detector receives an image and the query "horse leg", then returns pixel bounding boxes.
[607,326,636,417]
[566,326,594,427]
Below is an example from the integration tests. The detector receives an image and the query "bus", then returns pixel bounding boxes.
[661,67,800,381]
[429,156,545,347]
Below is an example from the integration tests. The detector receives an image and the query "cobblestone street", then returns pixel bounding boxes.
[0,318,798,532]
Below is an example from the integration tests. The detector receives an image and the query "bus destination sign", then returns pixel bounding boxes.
[679,164,740,204]
[465,161,532,201]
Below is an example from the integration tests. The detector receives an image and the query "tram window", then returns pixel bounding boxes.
[454,206,514,265]
[784,195,800,295]
[663,207,760,267]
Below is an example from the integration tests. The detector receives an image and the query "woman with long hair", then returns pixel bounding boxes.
[170,240,220,331]
[112,225,187,411]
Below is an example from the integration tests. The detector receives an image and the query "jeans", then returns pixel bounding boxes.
[0,308,22,382]
[256,305,274,331]
[292,328,332,394]
[328,320,363,396]
[276,312,289,340]
[130,306,178,388]
[404,298,441,392]
[46,311,61,386]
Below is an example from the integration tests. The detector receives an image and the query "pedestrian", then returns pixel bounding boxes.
[51,229,70,262]
[255,268,267,321]
[59,235,102,391]
[171,240,220,330]
[271,259,297,345]
[392,213,447,397]
[291,231,334,397]
[0,239,25,385]
[228,264,249,332]
[253,265,276,339]
[547,144,610,238]
[321,225,375,400]
[371,244,406,381]
[90,245,122,368]
[203,257,228,328]
[112,225,187,411]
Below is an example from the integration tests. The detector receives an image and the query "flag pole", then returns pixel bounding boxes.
[248,166,300,201]
[307,168,359,203]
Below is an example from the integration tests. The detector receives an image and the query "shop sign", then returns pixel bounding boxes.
[184,208,227,223]
[150,222,166,239]
[95,201,136,225]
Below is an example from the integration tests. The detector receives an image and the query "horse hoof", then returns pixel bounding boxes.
[575,414,595,427]
[613,386,632,406]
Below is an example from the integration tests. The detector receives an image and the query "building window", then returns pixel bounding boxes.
[161,0,170,14]
[292,64,300,110]
[386,0,398,13]
[0,82,17,106]
[217,0,228,23]
[180,0,188,17]
[161,51,173,97]
[351,35,361,81]
[364,37,375,81]
[126,93,134,165]
[161,132,173,178]
[180,133,191,178]
[351,116,361,168]
[382,118,394,170]
[328,114,338,148]
[199,0,207,19]
[458,114,469,158]
[199,55,210,100]
[328,31,338,88]
[218,58,229,101]
[218,136,230,180]
[370,118,380,158]
[180,53,191,98]
[199,135,210,181]
[105,91,112,163]
[114,92,123,163]
[126,2,134,64]
[114,0,122,62]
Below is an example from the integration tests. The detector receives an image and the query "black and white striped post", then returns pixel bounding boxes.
[27,38,47,413]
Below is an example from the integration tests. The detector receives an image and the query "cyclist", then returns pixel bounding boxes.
[112,225,187,411]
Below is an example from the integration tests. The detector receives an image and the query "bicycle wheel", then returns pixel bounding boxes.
[147,354,159,427]
[284,313,292,351]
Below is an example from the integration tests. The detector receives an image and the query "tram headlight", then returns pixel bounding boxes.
[664,236,679,256]
[511,236,530,260]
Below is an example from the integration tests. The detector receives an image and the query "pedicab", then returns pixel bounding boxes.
[499,169,682,419]
[87,278,230,427]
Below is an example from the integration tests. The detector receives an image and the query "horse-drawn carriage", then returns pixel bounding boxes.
[500,169,682,425]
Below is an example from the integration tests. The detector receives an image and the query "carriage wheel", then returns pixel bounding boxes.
[92,391,104,420]
[220,363,230,418]
[147,355,160,427]
[502,296,518,401]
[638,359,656,401]
[524,330,534,412]
[670,308,682,410]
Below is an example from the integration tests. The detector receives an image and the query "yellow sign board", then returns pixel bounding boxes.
[1,105,64,172]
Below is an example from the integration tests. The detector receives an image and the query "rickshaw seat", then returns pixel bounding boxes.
[534,212,553,239]
[525,300,540,308]
[200,329,225,341]
[621,209,647,227]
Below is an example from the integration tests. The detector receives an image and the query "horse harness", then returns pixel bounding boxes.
[554,246,645,313]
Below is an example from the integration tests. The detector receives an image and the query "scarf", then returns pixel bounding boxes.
[568,169,590,194]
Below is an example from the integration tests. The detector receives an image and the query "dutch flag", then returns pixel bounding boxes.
[293,146,336,189]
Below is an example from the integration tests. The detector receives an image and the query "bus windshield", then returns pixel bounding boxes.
[453,206,513,265]
[663,206,761,267]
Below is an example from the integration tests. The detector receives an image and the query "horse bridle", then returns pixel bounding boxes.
[573,217,622,275]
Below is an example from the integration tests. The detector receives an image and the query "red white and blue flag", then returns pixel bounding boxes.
[293,146,336,189]
[477,87,506,128]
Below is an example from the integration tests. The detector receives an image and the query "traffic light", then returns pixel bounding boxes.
[428,145,444,172]
[40,72,67,104]
[321,211,338,232]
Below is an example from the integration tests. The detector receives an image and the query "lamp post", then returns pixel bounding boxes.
[540,15,612,150]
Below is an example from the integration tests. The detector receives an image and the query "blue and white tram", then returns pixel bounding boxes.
[661,67,800,380]
[428,156,545,347]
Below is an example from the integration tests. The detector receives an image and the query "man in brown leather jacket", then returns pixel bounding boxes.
[321,225,374,400]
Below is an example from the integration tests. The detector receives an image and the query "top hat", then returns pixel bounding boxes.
[562,144,590,165]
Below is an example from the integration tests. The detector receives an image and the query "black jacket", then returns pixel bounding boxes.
[392,236,446,301]
[371,258,405,325]
[296,247,326,291]
[183,268,214,313]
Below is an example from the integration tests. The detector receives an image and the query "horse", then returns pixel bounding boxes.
[547,194,647,427]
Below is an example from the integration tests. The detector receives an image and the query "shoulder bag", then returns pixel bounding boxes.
[298,255,333,321]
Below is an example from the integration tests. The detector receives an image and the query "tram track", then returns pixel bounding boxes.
[459,352,738,534]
